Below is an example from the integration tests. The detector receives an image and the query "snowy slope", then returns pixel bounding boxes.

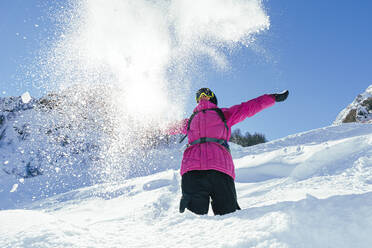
[1,123,371,248]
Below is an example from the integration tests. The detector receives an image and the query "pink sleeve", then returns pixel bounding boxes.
[224,94,275,126]
[164,118,188,135]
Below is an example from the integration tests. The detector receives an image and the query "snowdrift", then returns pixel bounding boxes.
[1,123,372,248]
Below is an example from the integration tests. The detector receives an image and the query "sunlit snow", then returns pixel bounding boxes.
[1,123,372,248]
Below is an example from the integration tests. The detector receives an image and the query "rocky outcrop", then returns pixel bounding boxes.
[0,87,109,180]
[334,85,372,125]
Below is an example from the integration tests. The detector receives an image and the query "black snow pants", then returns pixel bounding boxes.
[180,170,241,215]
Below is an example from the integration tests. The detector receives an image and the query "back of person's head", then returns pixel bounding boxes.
[196,88,218,105]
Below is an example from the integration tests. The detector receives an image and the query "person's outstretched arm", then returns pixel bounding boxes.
[225,90,289,126]
[164,118,188,135]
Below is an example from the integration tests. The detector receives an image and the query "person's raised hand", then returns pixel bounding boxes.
[271,90,289,102]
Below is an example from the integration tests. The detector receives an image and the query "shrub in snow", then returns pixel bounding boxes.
[230,128,267,147]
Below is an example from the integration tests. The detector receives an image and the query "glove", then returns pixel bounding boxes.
[271,90,289,102]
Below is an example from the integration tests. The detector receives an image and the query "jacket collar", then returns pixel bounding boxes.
[194,99,218,112]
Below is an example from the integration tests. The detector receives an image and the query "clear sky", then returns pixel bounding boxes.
[1,0,372,140]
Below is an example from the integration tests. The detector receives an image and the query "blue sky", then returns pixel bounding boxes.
[1,0,371,140]
[202,0,372,139]
[0,0,59,97]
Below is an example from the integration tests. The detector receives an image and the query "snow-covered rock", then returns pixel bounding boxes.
[334,84,372,125]
[0,92,102,181]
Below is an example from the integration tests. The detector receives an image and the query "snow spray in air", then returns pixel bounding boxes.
[37,0,270,183]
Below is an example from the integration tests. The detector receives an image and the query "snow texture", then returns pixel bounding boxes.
[1,122,372,248]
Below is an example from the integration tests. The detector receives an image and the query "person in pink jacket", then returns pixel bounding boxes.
[169,88,289,215]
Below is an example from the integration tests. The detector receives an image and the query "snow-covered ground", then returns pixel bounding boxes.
[1,123,372,248]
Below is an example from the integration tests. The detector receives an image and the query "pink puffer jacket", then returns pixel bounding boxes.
[169,94,275,180]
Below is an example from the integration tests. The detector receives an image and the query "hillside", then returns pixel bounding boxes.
[1,122,371,248]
